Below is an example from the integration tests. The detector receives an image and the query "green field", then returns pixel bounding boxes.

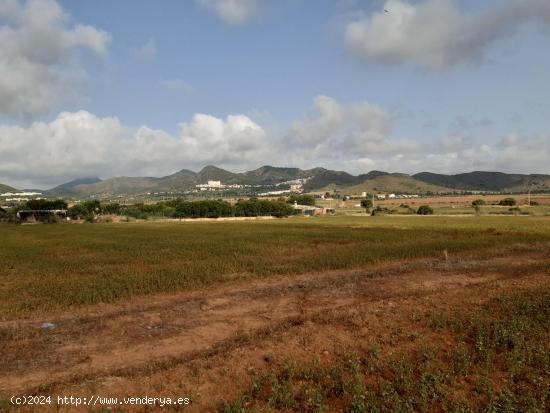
[1,216,550,318]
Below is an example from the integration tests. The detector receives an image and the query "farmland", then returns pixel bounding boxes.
[1,216,550,317]
[1,215,549,411]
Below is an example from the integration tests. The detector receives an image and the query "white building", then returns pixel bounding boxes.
[196,180,224,190]
[207,180,222,188]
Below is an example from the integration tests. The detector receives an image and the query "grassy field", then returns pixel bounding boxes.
[1,215,550,318]
[319,194,550,217]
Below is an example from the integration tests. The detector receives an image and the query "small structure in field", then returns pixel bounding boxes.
[293,202,324,216]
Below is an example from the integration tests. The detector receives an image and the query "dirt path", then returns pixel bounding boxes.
[1,247,549,411]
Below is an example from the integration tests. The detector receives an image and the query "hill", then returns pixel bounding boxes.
[196,165,240,184]
[42,167,550,199]
[319,174,451,194]
[244,165,316,184]
[414,171,550,192]
[0,183,18,193]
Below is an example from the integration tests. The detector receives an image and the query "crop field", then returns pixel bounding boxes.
[1,216,550,318]
[1,215,549,412]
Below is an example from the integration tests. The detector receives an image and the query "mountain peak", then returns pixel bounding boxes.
[56,176,102,189]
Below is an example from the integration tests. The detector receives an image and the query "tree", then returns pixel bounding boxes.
[67,204,90,220]
[360,199,373,211]
[472,199,486,206]
[287,194,315,206]
[416,205,434,215]
[499,198,516,206]
[25,199,67,210]
[102,202,121,215]
[81,200,101,213]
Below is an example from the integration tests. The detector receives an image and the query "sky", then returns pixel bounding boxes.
[1,0,549,189]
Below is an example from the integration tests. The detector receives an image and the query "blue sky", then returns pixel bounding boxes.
[1,0,550,188]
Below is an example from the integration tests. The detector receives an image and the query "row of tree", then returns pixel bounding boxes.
[16,198,298,221]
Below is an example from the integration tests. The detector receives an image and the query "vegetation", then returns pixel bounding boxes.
[360,199,373,210]
[24,198,67,210]
[1,216,550,317]
[221,287,550,412]
[371,206,392,216]
[288,194,316,206]
[499,197,517,206]
[472,199,486,206]
[416,205,434,215]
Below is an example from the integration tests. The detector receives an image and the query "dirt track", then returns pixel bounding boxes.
[1,246,549,411]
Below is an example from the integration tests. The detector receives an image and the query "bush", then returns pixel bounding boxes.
[0,207,20,224]
[472,199,486,206]
[371,206,392,216]
[417,205,434,215]
[499,198,516,206]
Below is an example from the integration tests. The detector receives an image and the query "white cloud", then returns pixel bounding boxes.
[344,0,550,69]
[136,38,157,61]
[0,110,269,187]
[1,96,548,188]
[284,95,419,166]
[0,0,110,118]
[195,0,259,25]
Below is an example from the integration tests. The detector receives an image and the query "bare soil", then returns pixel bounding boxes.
[1,246,549,412]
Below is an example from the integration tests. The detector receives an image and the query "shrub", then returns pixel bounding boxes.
[371,206,392,216]
[417,205,434,215]
[499,198,516,206]
[472,199,486,206]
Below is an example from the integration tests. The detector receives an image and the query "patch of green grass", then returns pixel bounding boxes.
[219,288,550,412]
[1,216,549,317]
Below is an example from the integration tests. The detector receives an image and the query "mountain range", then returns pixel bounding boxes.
[2,166,549,199]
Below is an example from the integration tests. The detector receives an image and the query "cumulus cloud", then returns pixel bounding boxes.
[0,110,269,187]
[344,0,550,69]
[0,0,111,118]
[1,96,548,188]
[195,0,259,25]
[284,95,419,166]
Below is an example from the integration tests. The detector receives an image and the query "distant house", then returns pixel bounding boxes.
[293,202,324,216]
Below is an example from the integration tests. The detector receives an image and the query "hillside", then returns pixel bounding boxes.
[0,183,18,193]
[413,171,550,192]
[303,169,359,190]
[196,165,240,184]
[319,174,452,194]
[43,167,550,199]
